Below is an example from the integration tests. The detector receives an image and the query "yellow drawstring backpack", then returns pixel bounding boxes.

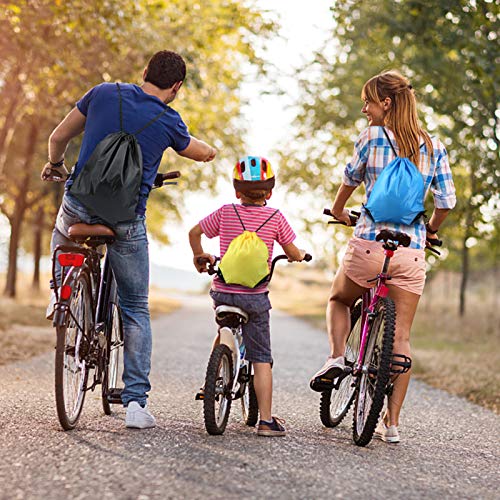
[218,204,279,288]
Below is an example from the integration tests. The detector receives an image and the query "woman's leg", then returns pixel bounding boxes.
[385,285,421,427]
[327,269,367,357]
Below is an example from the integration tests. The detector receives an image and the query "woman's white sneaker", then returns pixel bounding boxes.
[125,401,156,429]
[374,420,400,443]
[309,356,346,391]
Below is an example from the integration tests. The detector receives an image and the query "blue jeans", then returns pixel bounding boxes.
[51,193,152,406]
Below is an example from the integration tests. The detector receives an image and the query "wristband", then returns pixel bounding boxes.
[49,158,65,167]
[425,222,438,235]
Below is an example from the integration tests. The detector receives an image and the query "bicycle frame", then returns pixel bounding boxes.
[218,323,250,398]
[353,244,395,376]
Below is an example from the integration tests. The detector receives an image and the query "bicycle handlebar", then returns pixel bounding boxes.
[323,208,360,226]
[324,208,443,255]
[196,253,312,281]
[153,171,181,188]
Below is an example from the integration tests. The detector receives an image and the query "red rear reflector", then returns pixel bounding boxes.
[60,285,72,300]
[58,253,85,267]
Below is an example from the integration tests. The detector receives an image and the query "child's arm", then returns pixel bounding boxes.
[282,242,306,262]
[189,224,215,273]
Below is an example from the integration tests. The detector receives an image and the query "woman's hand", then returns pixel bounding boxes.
[332,208,352,226]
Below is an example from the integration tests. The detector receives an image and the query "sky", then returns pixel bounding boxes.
[150,0,335,270]
[0,0,335,274]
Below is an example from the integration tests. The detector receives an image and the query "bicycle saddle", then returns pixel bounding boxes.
[215,305,249,327]
[375,229,411,247]
[68,223,116,245]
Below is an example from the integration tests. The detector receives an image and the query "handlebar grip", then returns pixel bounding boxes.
[153,171,181,187]
[427,237,443,247]
[304,253,312,262]
[323,208,333,217]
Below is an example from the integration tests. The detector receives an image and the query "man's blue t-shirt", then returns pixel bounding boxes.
[67,82,191,215]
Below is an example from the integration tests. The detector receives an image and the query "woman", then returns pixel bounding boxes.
[310,70,456,443]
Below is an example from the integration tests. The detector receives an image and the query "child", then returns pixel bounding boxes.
[189,155,306,437]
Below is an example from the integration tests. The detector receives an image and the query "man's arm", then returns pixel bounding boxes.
[178,137,217,162]
[49,107,87,162]
[41,107,86,181]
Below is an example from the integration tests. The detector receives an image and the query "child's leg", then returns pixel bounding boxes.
[253,362,272,422]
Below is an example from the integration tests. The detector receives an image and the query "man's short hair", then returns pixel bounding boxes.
[144,51,186,89]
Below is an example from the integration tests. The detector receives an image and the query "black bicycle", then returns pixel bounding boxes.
[51,171,179,430]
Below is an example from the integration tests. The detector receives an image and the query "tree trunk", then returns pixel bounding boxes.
[459,234,469,317]
[459,198,474,316]
[32,207,44,291]
[3,123,39,298]
[4,210,22,297]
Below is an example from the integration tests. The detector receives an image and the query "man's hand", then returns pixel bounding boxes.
[41,162,70,182]
[204,147,217,162]
[193,253,215,273]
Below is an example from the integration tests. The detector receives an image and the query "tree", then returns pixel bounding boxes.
[0,0,276,296]
[279,0,499,314]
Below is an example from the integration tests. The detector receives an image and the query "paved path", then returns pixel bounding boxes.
[0,296,498,499]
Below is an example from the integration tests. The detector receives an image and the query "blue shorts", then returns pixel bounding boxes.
[209,290,272,364]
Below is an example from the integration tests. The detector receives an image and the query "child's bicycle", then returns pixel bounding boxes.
[196,253,312,435]
[313,208,442,446]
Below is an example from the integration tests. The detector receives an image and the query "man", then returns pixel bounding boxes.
[42,50,216,429]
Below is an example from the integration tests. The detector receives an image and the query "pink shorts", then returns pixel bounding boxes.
[341,237,426,296]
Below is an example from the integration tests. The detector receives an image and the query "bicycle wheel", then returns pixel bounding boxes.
[352,297,395,446]
[241,366,259,427]
[102,298,124,415]
[55,271,92,430]
[203,344,233,435]
[320,301,362,428]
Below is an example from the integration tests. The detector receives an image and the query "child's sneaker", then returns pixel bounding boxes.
[374,420,400,443]
[257,417,286,437]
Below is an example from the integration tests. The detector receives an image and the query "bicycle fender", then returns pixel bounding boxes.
[219,326,234,351]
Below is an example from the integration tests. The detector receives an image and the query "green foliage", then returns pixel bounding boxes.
[0,0,276,250]
[279,0,499,269]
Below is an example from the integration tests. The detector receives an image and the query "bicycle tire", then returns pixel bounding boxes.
[55,271,92,430]
[203,344,233,435]
[102,297,124,415]
[352,297,395,446]
[320,301,362,428]
[241,371,259,427]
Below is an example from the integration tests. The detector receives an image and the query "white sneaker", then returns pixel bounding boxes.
[125,401,156,429]
[46,292,57,320]
[309,356,346,392]
[374,420,400,443]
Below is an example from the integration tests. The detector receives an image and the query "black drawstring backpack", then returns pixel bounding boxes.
[70,83,168,225]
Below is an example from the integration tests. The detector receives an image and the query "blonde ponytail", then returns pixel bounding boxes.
[362,70,433,169]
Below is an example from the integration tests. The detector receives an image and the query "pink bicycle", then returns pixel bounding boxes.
[313,208,441,446]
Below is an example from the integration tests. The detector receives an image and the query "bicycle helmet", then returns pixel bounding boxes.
[233,155,275,192]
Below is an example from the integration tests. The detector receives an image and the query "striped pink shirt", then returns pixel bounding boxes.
[199,203,296,294]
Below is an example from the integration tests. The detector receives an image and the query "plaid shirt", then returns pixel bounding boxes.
[343,126,456,250]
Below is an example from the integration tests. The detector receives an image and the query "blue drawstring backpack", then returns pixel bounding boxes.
[364,128,425,225]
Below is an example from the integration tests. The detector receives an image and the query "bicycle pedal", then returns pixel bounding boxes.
[195,392,205,401]
[310,377,335,392]
[106,387,123,404]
